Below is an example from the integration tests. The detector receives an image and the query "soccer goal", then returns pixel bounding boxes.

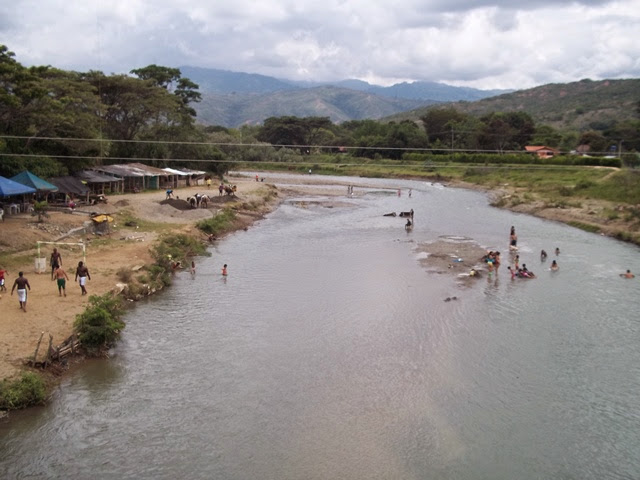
[35,241,86,274]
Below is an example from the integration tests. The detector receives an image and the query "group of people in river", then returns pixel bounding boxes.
[472,226,634,280]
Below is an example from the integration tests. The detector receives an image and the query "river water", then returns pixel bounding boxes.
[2,173,640,479]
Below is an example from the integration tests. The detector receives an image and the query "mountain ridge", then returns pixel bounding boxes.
[179,66,508,127]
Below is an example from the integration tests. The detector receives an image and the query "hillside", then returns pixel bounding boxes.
[195,86,434,127]
[383,78,640,131]
[180,65,506,127]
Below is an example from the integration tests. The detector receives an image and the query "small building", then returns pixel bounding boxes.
[525,145,560,159]
[162,168,191,189]
[127,163,171,190]
[76,170,124,195]
[91,165,147,193]
[178,168,207,187]
[48,176,91,204]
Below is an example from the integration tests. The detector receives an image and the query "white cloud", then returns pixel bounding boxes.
[1,0,639,89]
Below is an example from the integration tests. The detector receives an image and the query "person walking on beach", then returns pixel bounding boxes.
[221,264,228,276]
[53,265,70,296]
[75,261,91,295]
[0,266,7,292]
[50,248,62,280]
[11,271,31,312]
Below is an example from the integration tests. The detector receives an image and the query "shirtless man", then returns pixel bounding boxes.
[53,265,70,296]
[621,269,635,278]
[75,261,91,295]
[11,271,31,312]
[50,248,62,280]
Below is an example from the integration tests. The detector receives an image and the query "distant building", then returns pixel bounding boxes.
[525,145,560,159]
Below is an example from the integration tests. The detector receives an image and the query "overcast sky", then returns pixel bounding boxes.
[2,0,640,90]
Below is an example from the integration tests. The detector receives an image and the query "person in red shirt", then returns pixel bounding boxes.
[0,267,8,292]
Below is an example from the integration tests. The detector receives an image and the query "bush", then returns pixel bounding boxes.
[74,294,125,353]
[116,267,133,283]
[0,372,46,410]
[196,209,236,236]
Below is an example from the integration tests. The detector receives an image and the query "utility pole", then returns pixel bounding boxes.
[450,126,454,151]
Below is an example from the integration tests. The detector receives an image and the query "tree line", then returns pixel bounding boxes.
[1,44,638,180]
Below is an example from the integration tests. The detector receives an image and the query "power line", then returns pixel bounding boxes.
[0,134,624,156]
[0,152,618,171]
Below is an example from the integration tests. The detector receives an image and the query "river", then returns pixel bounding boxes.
[2,173,640,479]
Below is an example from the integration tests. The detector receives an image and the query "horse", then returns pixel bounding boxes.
[399,209,414,218]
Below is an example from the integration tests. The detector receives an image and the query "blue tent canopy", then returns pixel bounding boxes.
[0,176,37,198]
[10,171,59,192]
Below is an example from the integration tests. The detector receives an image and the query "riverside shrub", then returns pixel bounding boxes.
[0,372,46,410]
[74,294,125,353]
[196,209,236,236]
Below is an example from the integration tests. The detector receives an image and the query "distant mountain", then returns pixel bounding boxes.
[332,80,510,102]
[179,66,295,95]
[195,86,433,127]
[383,78,640,131]
[179,66,507,127]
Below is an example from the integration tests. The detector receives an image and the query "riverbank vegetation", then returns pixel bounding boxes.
[73,293,126,354]
[0,372,47,410]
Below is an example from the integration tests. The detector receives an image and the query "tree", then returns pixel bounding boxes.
[420,107,468,146]
[531,124,563,148]
[130,65,201,117]
[578,130,608,155]
[257,116,334,153]
[478,112,535,152]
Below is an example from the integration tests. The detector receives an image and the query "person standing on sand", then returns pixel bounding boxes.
[206,178,212,189]
[11,271,31,312]
[50,248,62,280]
[219,183,224,196]
[53,265,70,296]
[222,264,228,276]
[75,261,91,295]
[0,266,8,292]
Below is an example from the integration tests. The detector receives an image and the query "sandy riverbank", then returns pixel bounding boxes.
[0,175,282,380]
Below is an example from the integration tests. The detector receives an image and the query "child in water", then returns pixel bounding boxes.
[221,264,228,276]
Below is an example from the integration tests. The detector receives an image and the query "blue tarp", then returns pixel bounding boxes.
[0,176,37,197]
[10,171,59,192]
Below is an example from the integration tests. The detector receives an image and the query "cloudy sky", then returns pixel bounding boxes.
[2,0,640,90]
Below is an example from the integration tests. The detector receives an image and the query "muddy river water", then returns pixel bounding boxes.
[2,173,640,479]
